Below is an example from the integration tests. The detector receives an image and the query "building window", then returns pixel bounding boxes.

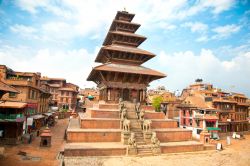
[197,129,202,135]
[32,90,35,99]
[189,110,192,116]
[195,120,200,127]
[107,89,111,100]
[66,92,69,96]
[9,92,17,98]
[206,121,214,127]
[189,119,193,126]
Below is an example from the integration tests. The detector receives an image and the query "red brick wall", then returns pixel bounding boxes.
[67,131,121,142]
[64,148,126,156]
[141,105,154,111]
[156,130,192,142]
[81,119,120,129]
[91,110,119,118]
[99,104,119,109]
[161,144,203,153]
[144,112,165,119]
[151,120,178,128]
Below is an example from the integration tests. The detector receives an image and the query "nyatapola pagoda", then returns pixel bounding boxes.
[63,11,215,158]
[87,10,166,103]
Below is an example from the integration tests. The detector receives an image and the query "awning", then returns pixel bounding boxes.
[30,114,45,119]
[87,95,94,99]
[205,120,217,122]
[43,113,53,117]
[0,101,27,109]
[207,127,221,131]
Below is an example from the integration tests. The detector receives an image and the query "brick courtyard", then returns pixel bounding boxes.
[0,118,68,166]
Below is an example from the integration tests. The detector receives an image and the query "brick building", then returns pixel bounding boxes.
[0,80,24,144]
[0,65,51,115]
[147,87,180,119]
[0,65,52,142]
[178,94,219,139]
[40,77,79,110]
[179,81,249,136]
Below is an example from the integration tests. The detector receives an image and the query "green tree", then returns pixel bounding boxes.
[152,96,163,112]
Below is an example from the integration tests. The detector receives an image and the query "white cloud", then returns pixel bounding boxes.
[0,46,98,88]
[14,0,236,43]
[154,49,250,96]
[212,24,241,39]
[202,0,236,14]
[16,0,49,14]
[182,22,208,33]
[16,0,72,18]
[10,24,37,34]
[196,35,209,42]
[157,22,177,30]
[176,0,235,19]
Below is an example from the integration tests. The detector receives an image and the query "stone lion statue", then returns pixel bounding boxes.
[143,119,152,132]
[123,118,130,132]
[135,102,140,114]
[119,99,125,112]
[151,132,160,147]
[128,132,137,148]
[138,109,145,121]
[120,108,127,120]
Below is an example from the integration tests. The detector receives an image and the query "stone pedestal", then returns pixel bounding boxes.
[121,131,131,145]
[126,146,137,155]
[200,129,210,144]
[151,147,161,155]
[40,128,52,147]
[143,131,152,143]
[71,112,78,118]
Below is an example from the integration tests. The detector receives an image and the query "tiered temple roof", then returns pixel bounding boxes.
[87,10,166,102]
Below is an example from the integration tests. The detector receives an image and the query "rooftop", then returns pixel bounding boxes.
[90,63,166,77]
[0,81,19,93]
[0,101,27,109]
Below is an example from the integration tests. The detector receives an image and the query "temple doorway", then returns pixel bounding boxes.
[123,89,129,101]
[43,139,48,146]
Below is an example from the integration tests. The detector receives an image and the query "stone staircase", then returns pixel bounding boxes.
[125,102,153,156]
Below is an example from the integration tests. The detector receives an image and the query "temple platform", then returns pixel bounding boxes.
[63,141,214,157]
[160,141,205,153]
[67,118,122,142]
[144,111,166,119]
[65,102,214,157]
[151,119,178,128]
[154,128,192,142]
[64,142,126,156]
[98,103,119,110]
[90,109,119,119]
[80,118,120,129]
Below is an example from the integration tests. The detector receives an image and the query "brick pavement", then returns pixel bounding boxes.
[0,118,69,166]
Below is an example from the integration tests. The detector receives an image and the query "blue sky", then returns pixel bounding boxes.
[0,0,250,96]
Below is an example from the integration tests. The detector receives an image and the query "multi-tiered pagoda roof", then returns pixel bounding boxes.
[87,11,166,102]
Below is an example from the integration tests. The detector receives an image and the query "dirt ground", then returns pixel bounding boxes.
[0,118,69,166]
[63,135,250,166]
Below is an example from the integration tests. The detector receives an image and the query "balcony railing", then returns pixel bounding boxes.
[0,113,25,121]
[5,79,33,86]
